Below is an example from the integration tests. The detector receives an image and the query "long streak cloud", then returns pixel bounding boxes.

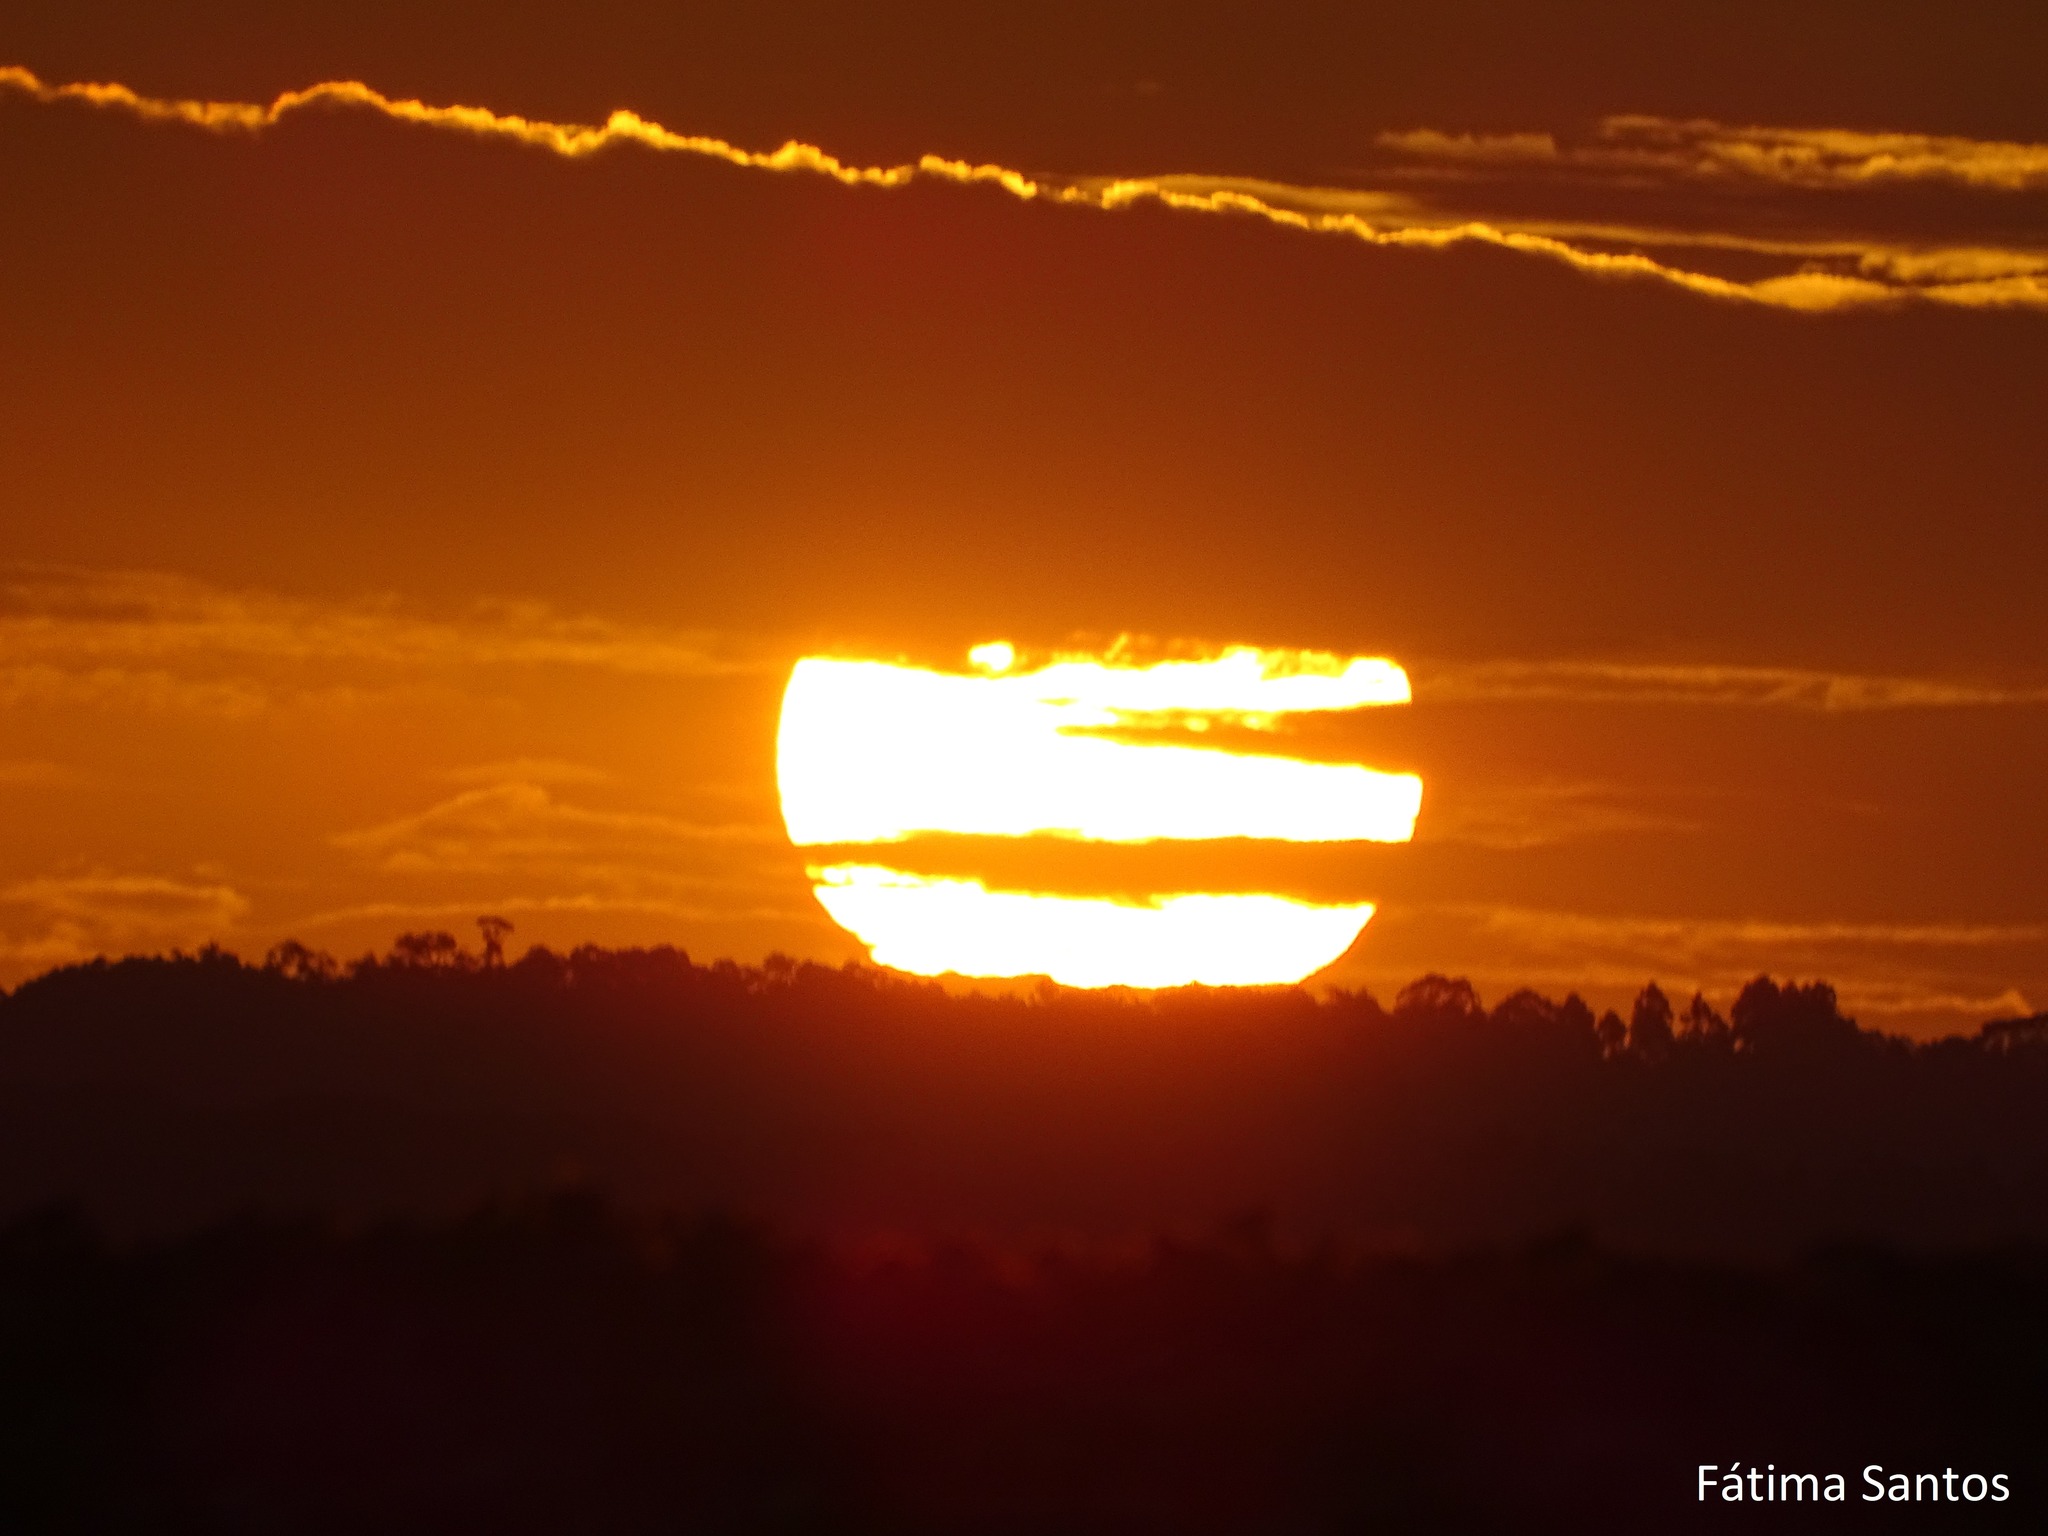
[1380,117,2048,194]
[3,64,2044,313]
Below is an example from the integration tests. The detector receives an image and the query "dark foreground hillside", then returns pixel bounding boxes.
[2,943,2046,1253]
[4,945,2047,1530]
[1,1198,2040,1534]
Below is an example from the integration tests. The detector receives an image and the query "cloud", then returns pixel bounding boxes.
[0,872,249,968]
[1452,904,2048,955]
[5,64,2045,314]
[306,782,814,945]
[1376,130,1566,170]
[0,565,762,716]
[0,662,275,719]
[1419,782,1701,849]
[1381,117,2048,194]
[333,782,780,879]
[0,566,754,676]
[289,891,821,936]
[1415,659,2048,711]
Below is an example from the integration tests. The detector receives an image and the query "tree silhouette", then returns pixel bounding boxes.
[263,939,337,982]
[1677,990,1729,1047]
[1730,976,1860,1059]
[1490,987,1601,1056]
[388,930,464,969]
[477,915,515,969]
[1628,982,1674,1060]
[1983,1011,2048,1053]
[1394,973,1485,1027]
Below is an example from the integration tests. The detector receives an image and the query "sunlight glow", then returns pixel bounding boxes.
[968,640,1016,673]
[811,864,1377,989]
[778,648,1421,847]
[776,643,1418,987]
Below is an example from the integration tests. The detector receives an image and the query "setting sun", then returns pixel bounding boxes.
[808,863,1378,989]
[2,16,2043,1525]
[777,643,1420,986]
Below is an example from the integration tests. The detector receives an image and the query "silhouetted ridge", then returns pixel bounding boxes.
[2,941,2044,1254]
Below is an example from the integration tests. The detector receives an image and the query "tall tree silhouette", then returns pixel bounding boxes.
[1628,982,1674,1060]
[477,916,515,969]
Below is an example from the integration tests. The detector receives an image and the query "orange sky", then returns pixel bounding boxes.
[2,0,2045,1033]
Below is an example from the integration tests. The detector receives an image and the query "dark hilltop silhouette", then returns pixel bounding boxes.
[2,933,2044,1531]
[4,934,2044,1251]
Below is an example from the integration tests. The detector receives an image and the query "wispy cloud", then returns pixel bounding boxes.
[1455,904,2048,955]
[289,891,821,937]
[0,566,754,676]
[4,64,2044,313]
[311,781,809,945]
[0,663,276,719]
[1415,660,2048,711]
[333,782,780,879]
[0,566,762,716]
[1419,781,1702,849]
[1381,116,2048,194]
[0,872,249,968]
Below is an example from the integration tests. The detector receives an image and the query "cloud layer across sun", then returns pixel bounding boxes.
[777,644,1417,987]
[3,64,2044,313]
[0,562,2042,1026]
